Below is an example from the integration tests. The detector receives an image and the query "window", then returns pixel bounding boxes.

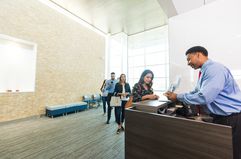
[107,26,169,92]
[107,33,128,78]
[0,34,37,93]
[128,26,169,92]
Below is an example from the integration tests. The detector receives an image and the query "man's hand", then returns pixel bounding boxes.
[163,91,177,101]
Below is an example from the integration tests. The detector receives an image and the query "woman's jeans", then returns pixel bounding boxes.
[102,96,107,113]
[115,101,127,125]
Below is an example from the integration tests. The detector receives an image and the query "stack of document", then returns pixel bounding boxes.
[158,94,170,102]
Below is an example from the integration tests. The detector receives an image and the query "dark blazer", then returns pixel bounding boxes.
[114,82,131,97]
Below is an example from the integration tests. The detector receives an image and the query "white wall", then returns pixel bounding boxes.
[169,0,241,92]
[0,0,105,122]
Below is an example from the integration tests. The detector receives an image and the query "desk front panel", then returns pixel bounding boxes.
[125,109,232,159]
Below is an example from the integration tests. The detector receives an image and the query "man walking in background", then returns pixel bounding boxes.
[105,72,118,124]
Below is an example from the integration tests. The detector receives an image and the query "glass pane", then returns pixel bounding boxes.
[134,67,145,79]
[146,52,167,65]
[128,48,144,56]
[108,33,128,78]
[128,68,134,79]
[128,56,135,67]
[152,77,167,91]
[132,55,144,67]
[128,78,136,90]
[146,65,167,78]
[127,26,169,91]
[128,67,145,80]
[110,55,121,68]
[145,45,162,53]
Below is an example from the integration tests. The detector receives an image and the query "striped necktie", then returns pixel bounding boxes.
[198,71,201,79]
[197,70,202,115]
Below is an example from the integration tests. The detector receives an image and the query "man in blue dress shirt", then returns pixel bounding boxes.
[165,46,241,159]
[105,72,118,124]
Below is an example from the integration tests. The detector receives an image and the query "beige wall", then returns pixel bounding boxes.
[0,0,105,122]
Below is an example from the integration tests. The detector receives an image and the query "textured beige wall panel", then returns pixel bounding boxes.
[0,0,105,122]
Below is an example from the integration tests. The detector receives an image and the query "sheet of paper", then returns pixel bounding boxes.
[167,75,181,92]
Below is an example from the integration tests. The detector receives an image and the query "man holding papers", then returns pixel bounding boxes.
[164,46,241,159]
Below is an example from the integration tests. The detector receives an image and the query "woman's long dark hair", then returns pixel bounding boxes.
[100,79,106,91]
[138,69,154,88]
[119,74,126,84]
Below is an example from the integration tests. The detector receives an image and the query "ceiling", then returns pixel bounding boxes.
[49,0,216,36]
[50,0,168,35]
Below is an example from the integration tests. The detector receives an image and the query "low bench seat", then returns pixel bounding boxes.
[46,102,88,118]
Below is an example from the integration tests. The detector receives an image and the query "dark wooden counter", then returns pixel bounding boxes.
[125,108,233,159]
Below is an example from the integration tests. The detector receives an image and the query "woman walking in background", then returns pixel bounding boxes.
[100,79,108,115]
[114,74,131,134]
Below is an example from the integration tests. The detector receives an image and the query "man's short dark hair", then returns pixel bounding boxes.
[185,46,208,56]
[111,72,115,75]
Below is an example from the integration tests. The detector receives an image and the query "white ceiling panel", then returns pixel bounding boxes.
[50,0,168,35]
[172,0,204,14]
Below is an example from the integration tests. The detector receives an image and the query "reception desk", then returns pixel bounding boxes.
[125,100,233,159]
[132,100,169,113]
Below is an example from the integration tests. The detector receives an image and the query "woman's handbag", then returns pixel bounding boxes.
[110,96,121,107]
[125,96,133,108]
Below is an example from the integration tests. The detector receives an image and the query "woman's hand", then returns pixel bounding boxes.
[143,94,159,100]
[124,92,129,96]
[118,92,129,96]
[150,94,159,100]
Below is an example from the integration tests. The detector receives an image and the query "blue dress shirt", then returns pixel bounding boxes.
[105,79,118,94]
[177,59,241,116]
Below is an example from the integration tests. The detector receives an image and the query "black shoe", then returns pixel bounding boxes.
[121,126,125,131]
[106,121,109,124]
[116,128,121,134]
